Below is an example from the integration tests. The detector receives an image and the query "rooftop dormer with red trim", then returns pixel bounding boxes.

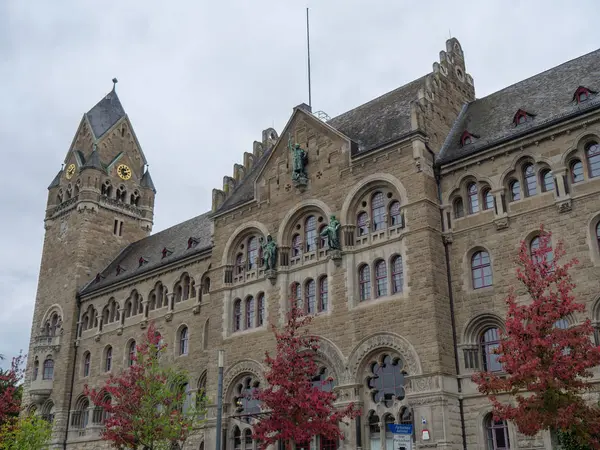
[460,130,478,147]
[573,86,596,103]
[513,109,535,126]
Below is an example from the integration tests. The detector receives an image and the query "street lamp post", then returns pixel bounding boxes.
[215,350,224,450]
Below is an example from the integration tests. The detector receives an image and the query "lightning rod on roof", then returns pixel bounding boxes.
[112,78,118,90]
[306,7,312,108]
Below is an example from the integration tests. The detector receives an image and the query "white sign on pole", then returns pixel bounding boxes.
[393,434,412,450]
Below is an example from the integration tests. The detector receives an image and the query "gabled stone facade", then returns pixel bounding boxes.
[23,38,600,450]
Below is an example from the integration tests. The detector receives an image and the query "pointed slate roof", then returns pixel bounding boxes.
[141,170,156,193]
[48,170,62,189]
[82,146,105,172]
[85,88,126,139]
[438,48,600,164]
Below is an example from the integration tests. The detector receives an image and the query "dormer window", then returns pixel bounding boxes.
[116,265,126,276]
[161,247,173,259]
[138,257,148,268]
[94,273,105,284]
[460,131,477,147]
[573,86,595,104]
[513,109,534,126]
[188,237,199,249]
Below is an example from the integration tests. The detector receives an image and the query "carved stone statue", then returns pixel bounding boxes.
[260,234,277,270]
[320,215,341,250]
[288,134,308,185]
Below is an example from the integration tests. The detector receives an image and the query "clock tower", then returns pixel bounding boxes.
[23,82,156,445]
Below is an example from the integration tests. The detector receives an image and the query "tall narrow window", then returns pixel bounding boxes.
[305,279,316,314]
[454,198,464,218]
[291,282,302,309]
[481,328,501,372]
[467,183,479,214]
[83,352,90,377]
[359,264,371,301]
[389,201,402,226]
[180,327,189,355]
[541,170,554,193]
[319,224,328,249]
[509,180,520,201]
[247,237,258,270]
[530,236,553,266]
[105,346,112,372]
[482,189,494,211]
[292,234,302,257]
[234,426,242,450]
[357,212,369,236]
[33,359,39,380]
[586,142,600,178]
[233,299,241,332]
[305,216,317,252]
[235,253,244,275]
[257,293,265,326]
[571,160,584,183]
[485,414,511,450]
[368,413,381,450]
[43,358,54,380]
[245,296,255,329]
[523,164,537,196]
[375,260,387,298]
[128,341,136,366]
[391,256,403,294]
[596,222,600,252]
[319,277,328,312]
[472,251,492,289]
[371,192,386,231]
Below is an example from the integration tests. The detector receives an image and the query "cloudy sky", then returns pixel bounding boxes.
[1,0,599,364]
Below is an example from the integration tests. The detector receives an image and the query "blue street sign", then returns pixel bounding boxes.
[387,424,413,435]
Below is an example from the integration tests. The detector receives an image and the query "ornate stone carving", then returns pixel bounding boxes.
[192,305,201,315]
[330,249,342,267]
[442,233,453,244]
[556,198,572,213]
[222,359,266,399]
[347,333,422,381]
[116,327,123,336]
[265,269,277,285]
[140,319,148,329]
[307,336,348,384]
[494,216,509,230]
[405,375,439,394]
[165,312,173,322]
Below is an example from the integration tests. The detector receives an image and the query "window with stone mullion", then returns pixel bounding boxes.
[587,142,600,178]
[371,192,386,231]
[306,279,316,314]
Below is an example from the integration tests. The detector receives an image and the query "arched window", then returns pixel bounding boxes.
[586,142,600,178]
[482,189,494,211]
[292,234,302,257]
[128,341,136,366]
[42,357,54,380]
[596,222,600,252]
[83,352,91,377]
[359,264,371,302]
[554,318,569,330]
[357,212,369,236]
[391,255,403,294]
[368,413,381,450]
[319,276,328,312]
[375,260,387,298]
[366,355,406,407]
[454,197,464,219]
[197,372,208,414]
[233,376,261,415]
[291,282,302,309]
[233,299,241,332]
[529,236,553,266]
[33,358,39,380]
[42,401,55,423]
[485,414,511,450]
[245,296,255,329]
[389,201,402,226]
[305,216,317,252]
[467,183,479,214]
[523,164,537,196]
[481,328,501,372]
[74,398,90,429]
[235,253,244,275]
[319,224,328,249]
[472,251,492,289]
[105,346,112,372]
[116,185,127,202]
[234,426,242,450]
[257,293,265,326]
[371,192,386,231]
[305,279,316,314]
[540,169,554,193]
[244,429,253,450]
[180,327,189,355]
[509,180,520,201]
[571,160,584,183]
[247,237,258,270]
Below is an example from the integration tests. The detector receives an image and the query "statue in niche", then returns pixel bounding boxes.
[288,134,308,185]
[260,234,278,270]
[320,215,341,250]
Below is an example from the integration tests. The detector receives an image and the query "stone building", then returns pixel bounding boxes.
[23,38,600,450]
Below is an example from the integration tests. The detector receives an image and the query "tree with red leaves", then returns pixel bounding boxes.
[0,352,25,428]
[252,302,360,450]
[472,226,600,448]
[85,323,206,450]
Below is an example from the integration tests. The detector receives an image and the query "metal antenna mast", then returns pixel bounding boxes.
[306,7,312,108]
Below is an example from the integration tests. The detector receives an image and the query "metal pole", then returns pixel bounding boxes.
[215,350,224,450]
[306,7,312,108]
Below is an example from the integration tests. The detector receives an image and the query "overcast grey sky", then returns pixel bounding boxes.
[1,0,599,364]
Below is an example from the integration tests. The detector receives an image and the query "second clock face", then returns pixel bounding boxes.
[117,164,132,180]
[66,163,76,179]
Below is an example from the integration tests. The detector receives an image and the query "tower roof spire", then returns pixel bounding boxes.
[85,79,126,139]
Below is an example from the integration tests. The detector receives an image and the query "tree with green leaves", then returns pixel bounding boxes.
[0,414,52,450]
[85,323,206,450]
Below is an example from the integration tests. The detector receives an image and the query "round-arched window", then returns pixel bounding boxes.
[366,355,406,407]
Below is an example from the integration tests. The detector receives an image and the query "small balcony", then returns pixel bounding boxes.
[33,334,61,352]
[29,378,53,400]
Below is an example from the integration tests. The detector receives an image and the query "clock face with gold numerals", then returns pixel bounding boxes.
[117,164,132,180]
[66,163,76,180]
